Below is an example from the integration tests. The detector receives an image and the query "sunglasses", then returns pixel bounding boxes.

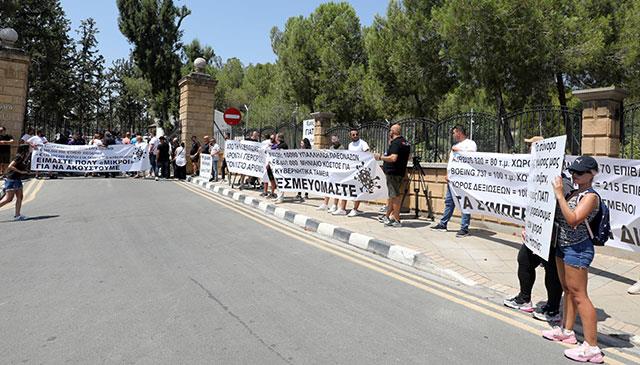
[570,170,587,176]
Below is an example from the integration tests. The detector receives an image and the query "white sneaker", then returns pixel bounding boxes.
[628,280,640,295]
[332,209,347,216]
[316,204,328,211]
[14,215,27,221]
[347,209,362,217]
[378,205,388,213]
[155,177,159,181]
[327,205,337,213]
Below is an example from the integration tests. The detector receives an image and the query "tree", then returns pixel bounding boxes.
[215,57,247,110]
[365,0,454,118]
[181,38,221,76]
[106,58,152,134]
[117,0,190,126]
[70,18,105,134]
[618,0,640,98]
[3,0,76,137]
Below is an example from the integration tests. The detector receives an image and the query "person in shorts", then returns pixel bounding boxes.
[541,156,603,363]
[374,124,410,227]
[0,126,15,175]
[0,144,30,221]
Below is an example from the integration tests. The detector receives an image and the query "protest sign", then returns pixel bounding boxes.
[31,143,150,172]
[266,149,388,201]
[302,119,315,148]
[225,140,267,179]
[199,154,212,179]
[448,152,530,224]
[565,155,640,252]
[524,135,567,259]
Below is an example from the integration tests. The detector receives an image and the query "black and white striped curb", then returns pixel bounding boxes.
[186,176,423,269]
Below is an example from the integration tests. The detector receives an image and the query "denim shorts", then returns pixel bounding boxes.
[3,178,23,191]
[556,238,595,269]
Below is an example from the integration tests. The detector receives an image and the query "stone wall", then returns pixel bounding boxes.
[0,49,29,157]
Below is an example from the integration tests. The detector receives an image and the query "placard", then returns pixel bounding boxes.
[225,140,268,179]
[199,154,212,179]
[31,143,150,172]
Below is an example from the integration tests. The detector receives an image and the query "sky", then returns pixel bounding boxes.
[59,0,388,67]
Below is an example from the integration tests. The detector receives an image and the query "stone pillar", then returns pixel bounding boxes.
[573,86,627,157]
[0,48,29,158]
[310,111,334,149]
[178,61,217,174]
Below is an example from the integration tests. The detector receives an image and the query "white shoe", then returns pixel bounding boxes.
[347,209,362,217]
[155,177,159,181]
[327,205,337,213]
[14,215,27,221]
[378,205,388,213]
[628,281,640,295]
[316,204,328,211]
[332,209,347,216]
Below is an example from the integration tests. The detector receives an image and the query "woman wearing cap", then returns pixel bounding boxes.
[542,156,603,363]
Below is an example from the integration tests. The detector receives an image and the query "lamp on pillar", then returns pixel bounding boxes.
[573,86,628,157]
[310,112,334,149]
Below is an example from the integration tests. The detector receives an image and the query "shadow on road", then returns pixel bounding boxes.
[0,215,60,223]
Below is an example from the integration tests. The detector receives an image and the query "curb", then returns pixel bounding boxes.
[187,176,420,270]
[185,176,640,346]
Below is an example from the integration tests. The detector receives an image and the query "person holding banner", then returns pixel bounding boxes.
[317,135,343,212]
[189,136,201,176]
[341,128,370,217]
[431,125,477,237]
[542,156,603,363]
[173,141,187,180]
[209,138,221,182]
[295,138,312,202]
[374,124,410,227]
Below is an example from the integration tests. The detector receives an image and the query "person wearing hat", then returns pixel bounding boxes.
[542,155,603,363]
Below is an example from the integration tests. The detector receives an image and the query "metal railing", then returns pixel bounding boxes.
[622,102,640,159]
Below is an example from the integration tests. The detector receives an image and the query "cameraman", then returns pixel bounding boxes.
[431,124,477,237]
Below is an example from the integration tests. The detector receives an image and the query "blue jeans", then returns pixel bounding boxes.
[149,154,157,176]
[212,159,219,180]
[439,185,471,231]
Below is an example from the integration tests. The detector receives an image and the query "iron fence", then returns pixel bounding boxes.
[622,102,640,159]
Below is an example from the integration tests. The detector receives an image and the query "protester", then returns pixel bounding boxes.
[170,138,179,178]
[148,132,159,178]
[0,126,15,176]
[274,133,289,203]
[0,144,30,221]
[189,136,201,176]
[295,138,312,202]
[503,136,563,322]
[261,134,278,198]
[103,131,117,178]
[20,127,34,144]
[210,137,221,182]
[68,133,86,145]
[173,141,187,180]
[122,132,131,145]
[155,136,170,180]
[431,124,477,237]
[317,135,343,212]
[220,132,231,181]
[541,156,603,363]
[134,135,145,178]
[27,130,48,179]
[339,128,370,216]
[374,124,410,227]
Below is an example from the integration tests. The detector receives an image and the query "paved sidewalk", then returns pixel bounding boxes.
[189,177,640,344]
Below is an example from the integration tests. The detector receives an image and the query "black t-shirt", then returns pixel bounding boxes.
[157,142,170,162]
[0,134,13,153]
[6,154,27,180]
[201,143,210,155]
[383,136,411,176]
[190,142,200,156]
[277,142,289,150]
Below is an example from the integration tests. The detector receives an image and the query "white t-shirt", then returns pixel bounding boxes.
[348,139,370,152]
[27,135,46,146]
[175,146,187,167]
[453,138,477,152]
[210,143,221,161]
[149,137,159,153]
[91,138,103,147]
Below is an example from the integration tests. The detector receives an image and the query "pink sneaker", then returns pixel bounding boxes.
[541,326,578,344]
[564,342,604,363]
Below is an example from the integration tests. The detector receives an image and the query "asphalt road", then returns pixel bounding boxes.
[0,177,584,364]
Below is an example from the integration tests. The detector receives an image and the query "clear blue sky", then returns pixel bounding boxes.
[60,0,387,67]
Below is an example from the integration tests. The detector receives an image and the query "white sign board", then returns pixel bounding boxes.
[225,140,268,179]
[524,135,567,259]
[31,143,150,172]
[565,156,640,252]
[448,152,530,224]
[199,154,212,179]
[302,119,315,148]
[266,149,388,201]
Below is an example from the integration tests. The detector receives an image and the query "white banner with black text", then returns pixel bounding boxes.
[31,143,150,172]
[224,140,268,179]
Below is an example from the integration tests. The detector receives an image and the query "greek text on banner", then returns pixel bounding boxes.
[31,143,150,172]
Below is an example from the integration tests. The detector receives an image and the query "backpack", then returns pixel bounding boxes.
[577,188,611,246]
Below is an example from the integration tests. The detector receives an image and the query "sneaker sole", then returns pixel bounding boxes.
[564,353,604,363]
[503,302,534,313]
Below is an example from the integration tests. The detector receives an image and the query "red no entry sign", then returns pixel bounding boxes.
[223,107,242,126]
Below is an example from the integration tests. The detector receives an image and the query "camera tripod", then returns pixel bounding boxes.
[400,156,435,220]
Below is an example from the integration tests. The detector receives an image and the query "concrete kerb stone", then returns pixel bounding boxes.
[185,177,418,271]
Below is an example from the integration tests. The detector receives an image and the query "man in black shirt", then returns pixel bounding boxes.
[189,135,201,176]
[0,126,15,175]
[156,136,171,180]
[375,124,410,227]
